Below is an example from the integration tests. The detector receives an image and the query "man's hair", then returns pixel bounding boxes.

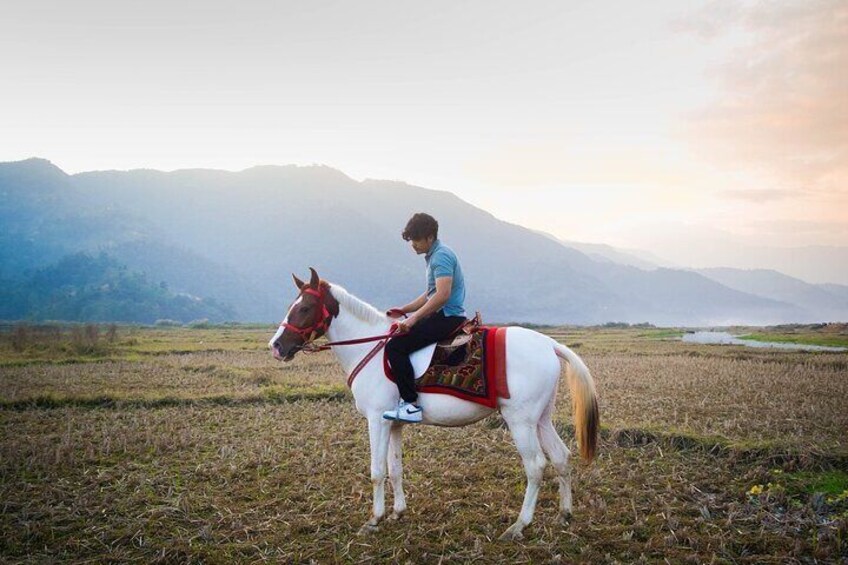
[402,213,439,241]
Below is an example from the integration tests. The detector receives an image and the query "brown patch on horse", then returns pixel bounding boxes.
[319,280,340,318]
[302,268,338,318]
[288,269,339,333]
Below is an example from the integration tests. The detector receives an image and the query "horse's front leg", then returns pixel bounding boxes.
[387,424,406,520]
[359,415,392,535]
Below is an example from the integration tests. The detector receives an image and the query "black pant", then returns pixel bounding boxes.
[386,311,466,403]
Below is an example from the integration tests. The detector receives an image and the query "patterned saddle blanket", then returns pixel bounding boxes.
[383,327,510,409]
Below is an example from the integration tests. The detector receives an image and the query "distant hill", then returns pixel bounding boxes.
[696,268,848,322]
[0,157,841,325]
[550,238,664,270]
[819,283,848,303]
[612,222,848,285]
[0,252,233,323]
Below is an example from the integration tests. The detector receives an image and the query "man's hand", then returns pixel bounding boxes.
[386,308,406,319]
[395,316,417,334]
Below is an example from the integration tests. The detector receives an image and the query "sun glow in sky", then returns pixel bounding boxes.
[2,0,846,254]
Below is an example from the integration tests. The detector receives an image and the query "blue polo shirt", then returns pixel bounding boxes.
[425,239,466,317]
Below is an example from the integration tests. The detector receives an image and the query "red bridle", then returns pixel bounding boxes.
[281,287,334,344]
[277,284,407,387]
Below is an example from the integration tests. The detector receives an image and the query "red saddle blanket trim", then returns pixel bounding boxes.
[383,326,510,409]
[489,326,510,400]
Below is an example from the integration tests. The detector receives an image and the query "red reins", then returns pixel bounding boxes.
[302,329,403,352]
[279,286,406,387]
[341,326,404,388]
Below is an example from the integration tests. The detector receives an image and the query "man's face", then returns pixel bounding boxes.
[410,236,435,255]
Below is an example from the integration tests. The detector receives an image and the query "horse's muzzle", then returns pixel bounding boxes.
[271,341,298,362]
[271,341,285,361]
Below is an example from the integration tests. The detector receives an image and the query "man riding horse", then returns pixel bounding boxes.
[383,213,467,423]
[269,239,598,538]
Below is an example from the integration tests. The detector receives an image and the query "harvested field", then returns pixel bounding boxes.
[1,325,846,563]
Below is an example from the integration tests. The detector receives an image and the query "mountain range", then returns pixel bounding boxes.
[1,157,846,325]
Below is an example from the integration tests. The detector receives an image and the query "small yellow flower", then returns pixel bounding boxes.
[748,485,764,496]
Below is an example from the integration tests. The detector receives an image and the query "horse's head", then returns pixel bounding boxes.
[269,267,339,362]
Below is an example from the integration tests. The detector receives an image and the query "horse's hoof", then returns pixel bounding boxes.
[388,510,405,521]
[498,525,524,541]
[559,511,572,525]
[358,523,380,535]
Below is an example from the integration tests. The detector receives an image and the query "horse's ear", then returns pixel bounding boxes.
[292,273,306,290]
[309,267,320,288]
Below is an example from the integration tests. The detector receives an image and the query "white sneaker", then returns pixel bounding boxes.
[382,401,423,423]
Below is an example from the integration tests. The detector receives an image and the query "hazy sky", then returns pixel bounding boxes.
[2,0,846,253]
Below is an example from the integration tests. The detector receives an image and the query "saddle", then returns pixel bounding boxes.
[384,313,510,409]
[431,311,483,366]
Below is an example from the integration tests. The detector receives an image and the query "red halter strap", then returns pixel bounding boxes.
[278,286,406,387]
[282,287,333,342]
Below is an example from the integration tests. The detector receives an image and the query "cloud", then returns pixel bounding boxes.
[678,0,848,196]
[669,0,745,39]
[465,143,692,188]
[720,188,794,202]
[744,218,848,239]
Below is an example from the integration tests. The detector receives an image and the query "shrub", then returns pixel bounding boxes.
[69,324,103,355]
[84,323,99,343]
[11,324,31,352]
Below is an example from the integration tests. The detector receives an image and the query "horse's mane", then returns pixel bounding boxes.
[327,283,388,326]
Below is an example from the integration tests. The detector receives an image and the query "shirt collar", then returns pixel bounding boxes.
[425,238,441,260]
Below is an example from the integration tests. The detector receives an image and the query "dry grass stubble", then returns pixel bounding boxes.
[1,326,846,562]
[3,402,843,563]
[585,352,848,452]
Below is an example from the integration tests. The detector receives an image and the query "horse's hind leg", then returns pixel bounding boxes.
[538,414,573,522]
[500,413,547,541]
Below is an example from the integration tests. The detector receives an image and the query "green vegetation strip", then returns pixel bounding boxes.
[639,329,685,339]
[3,391,846,471]
[0,387,349,410]
[0,348,256,367]
[482,417,848,471]
[737,332,848,348]
[0,356,135,367]
[606,426,848,471]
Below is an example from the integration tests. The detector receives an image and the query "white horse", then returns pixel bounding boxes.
[269,268,599,540]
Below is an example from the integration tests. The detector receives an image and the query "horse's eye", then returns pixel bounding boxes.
[299,305,310,312]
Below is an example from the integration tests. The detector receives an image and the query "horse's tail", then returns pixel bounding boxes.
[552,340,599,463]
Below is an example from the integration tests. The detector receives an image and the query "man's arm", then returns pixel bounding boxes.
[401,277,452,329]
[388,292,428,317]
